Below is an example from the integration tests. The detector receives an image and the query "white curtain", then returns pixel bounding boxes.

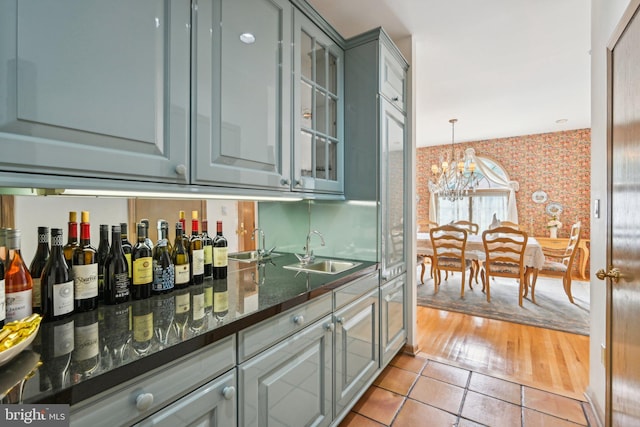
[428,148,519,223]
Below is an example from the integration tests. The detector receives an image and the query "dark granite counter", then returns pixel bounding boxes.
[0,254,377,406]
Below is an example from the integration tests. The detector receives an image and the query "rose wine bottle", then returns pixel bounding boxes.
[63,212,79,268]
[29,226,50,314]
[72,211,98,312]
[104,226,130,305]
[189,211,204,286]
[4,229,33,321]
[212,221,228,280]
[132,223,152,300]
[41,228,74,322]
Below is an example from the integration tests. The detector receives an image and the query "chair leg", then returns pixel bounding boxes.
[483,271,491,302]
[518,277,524,307]
[468,266,474,290]
[460,269,466,298]
[529,269,538,304]
[420,262,425,284]
[564,276,575,304]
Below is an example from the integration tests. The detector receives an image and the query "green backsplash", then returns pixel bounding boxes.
[258,200,378,262]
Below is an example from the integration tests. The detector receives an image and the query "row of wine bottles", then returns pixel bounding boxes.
[0,210,228,325]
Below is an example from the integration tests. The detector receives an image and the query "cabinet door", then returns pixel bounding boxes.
[135,370,237,427]
[0,0,190,183]
[239,315,333,427]
[192,0,292,191]
[380,99,407,280]
[334,288,379,418]
[292,9,344,194]
[380,42,406,111]
[380,274,407,366]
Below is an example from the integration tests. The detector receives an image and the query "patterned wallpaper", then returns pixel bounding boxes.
[417,128,591,240]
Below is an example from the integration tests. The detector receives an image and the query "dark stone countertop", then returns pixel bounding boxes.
[2,253,377,406]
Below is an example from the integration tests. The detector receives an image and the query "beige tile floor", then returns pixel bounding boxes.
[339,353,597,427]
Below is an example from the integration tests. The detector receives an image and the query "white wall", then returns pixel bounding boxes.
[589,0,632,422]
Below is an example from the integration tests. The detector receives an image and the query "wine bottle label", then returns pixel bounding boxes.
[32,278,42,309]
[192,249,205,275]
[6,289,32,322]
[133,312,153,342]
[0,280,5,322]
[204,246,213,265]
[214,290,229,312]
[53,320,75,357]
[192,292,205,321]
[53,280,74,316]
[175,264,190,285]
[133,257,153,285]
[114,272,130,298]
[213,247,228,267]
[124,253,132,278]
[204,286,213,309]
[73,321,99,360]
[153,262,175,291]
[72,263,99,299]
[175,292,190,314]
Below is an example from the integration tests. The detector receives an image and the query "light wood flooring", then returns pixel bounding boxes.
[340,306,592,426]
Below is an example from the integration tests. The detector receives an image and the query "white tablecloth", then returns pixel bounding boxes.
[417,233,545,269]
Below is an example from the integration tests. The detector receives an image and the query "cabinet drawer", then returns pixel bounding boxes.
[70,335,236,427]
[380,43,406,111]
[334,272,379,310]
[237,293,332,362]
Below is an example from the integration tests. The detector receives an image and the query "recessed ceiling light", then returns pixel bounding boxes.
[239,33,256,44]
[555,118,568,124]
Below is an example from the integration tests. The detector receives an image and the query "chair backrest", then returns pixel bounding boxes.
[452,220,479,235]
[499,221,520,230]
[482,226,528,278]
[418,220,438,233]
[561,221,582,267]
[430,224,468,270]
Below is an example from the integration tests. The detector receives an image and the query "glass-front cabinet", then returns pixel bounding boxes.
[293,9,344,194]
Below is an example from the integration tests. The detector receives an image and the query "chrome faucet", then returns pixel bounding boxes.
[252,228,276,259]
[296,230,325,264]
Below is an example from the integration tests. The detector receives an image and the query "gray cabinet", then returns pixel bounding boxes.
[135,369,237,427]
[380,274,407,366]
[239,315,333,427]
[334,288,379,419]
[192,0,292,191]
[0,0,190,184]
[380,43,407,112]
[292,9,344,194]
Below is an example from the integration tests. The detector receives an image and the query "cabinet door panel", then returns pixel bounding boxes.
[381,275,407,365]
[380,43,406,111]
[239,316,333,427]
[193,0,291,190]
[0,0,190,183]
[334,289,378,416]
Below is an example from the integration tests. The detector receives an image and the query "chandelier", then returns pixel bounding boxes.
[428,119,479,201]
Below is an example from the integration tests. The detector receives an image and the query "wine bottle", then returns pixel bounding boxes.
[0,229,5,328]
[202,219,213,278]
[41,228,74,322]
[72,211,98,312]
[189,211,204,286]
[132,223,152,300]
[132,299,153,356]
[29,226,50,314]
[189,282,206,333]
[178,210,190,252]
[156,219,172,255]
[140,218,154,251]
[0,228,7,263]
[213,278,229,320]
[152,221,174,295]
[212,221,228,280]
[120,222,133,279]
[63,212,79,268]
[96,224,110,301]
[172,223,190,289]
[4,229,33,321]
[71,309,100,381]
[104,226,130,305]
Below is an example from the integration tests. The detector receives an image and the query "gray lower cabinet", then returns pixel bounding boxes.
[0,0,190,184]
[239,315,334,427]
[135,369,237,427]
[334,288,379,419]
[380,274,407,366]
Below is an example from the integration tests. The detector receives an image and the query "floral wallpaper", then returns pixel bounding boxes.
[417,128,591,241]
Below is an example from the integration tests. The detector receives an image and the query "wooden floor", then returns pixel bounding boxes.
[415,305,590,401]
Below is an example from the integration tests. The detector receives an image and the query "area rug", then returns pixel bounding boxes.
[416,271,590,336]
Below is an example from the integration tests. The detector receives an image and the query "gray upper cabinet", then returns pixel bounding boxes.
[0,0,190,184]
[292,9,344,194]
[192,0,292,191]
[380,43,407,112]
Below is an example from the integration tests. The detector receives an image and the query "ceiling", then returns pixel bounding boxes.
[307,0,591,147]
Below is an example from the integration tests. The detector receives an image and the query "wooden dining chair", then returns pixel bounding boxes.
[452,220,479,235]
[528,221,581,304]
[417,220,438,283]
[481,226,529,306]
[430,224,475,297]
[499,221,520,230]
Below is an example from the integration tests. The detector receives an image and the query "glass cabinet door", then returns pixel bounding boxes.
[293,10,343,194]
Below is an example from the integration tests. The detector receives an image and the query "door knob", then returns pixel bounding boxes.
[596,267,621,283]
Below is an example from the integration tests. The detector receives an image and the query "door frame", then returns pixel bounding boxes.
[605,1,640,424]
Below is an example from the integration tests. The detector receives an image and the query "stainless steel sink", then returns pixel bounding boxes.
[283,259,361,275]
[228,250,281,263]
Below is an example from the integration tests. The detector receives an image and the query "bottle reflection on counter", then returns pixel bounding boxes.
[40,317,75,392]
[99,302,132,371]
[132,299,153,357]
[152,292,175,350]
[72,310,100,382]
[172,287,190,342]
[213,278,228,321]
[189,283,206,333]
